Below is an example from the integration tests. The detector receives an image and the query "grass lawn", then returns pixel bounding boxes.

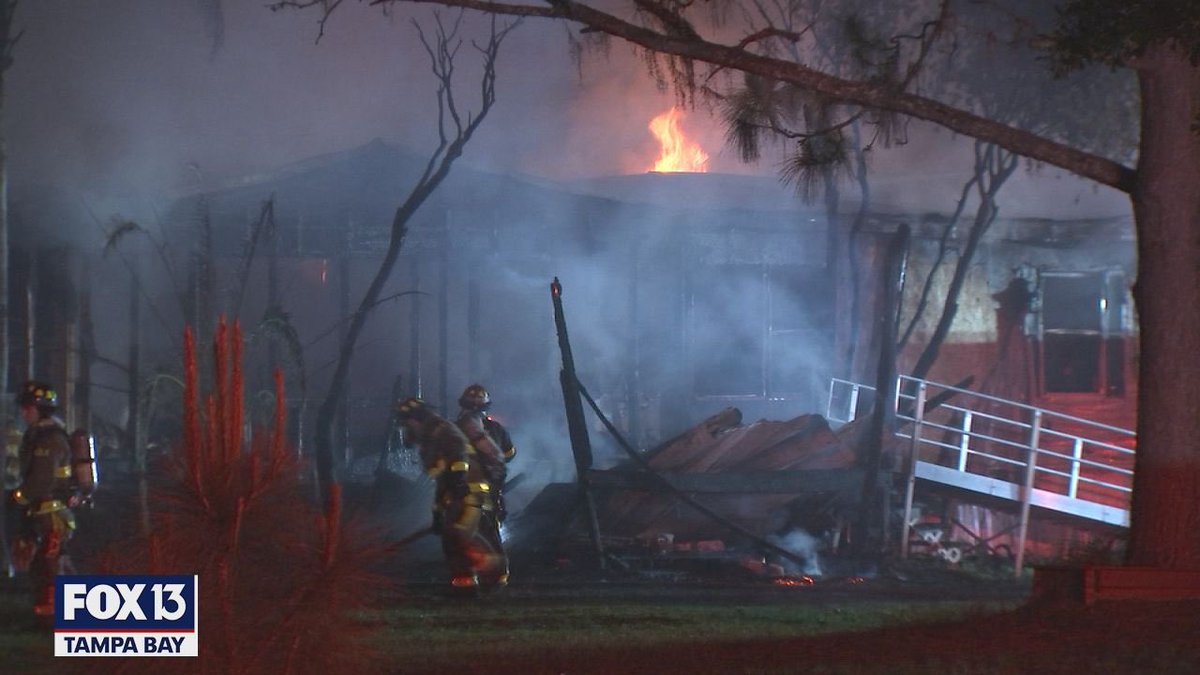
[367,593,1024,674]
[1,576,1020,674]
[4,574,1198,674]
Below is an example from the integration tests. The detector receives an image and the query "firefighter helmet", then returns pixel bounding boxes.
[458,384,491,412]
[394,397,430,422]
[18,380,58,410]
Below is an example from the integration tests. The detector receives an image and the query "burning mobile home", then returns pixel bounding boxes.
[10,119,1137,572]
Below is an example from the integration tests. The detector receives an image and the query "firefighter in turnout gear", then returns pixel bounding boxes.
[455,384,516,522]
[394,397,508,593]
[11,381,76,617]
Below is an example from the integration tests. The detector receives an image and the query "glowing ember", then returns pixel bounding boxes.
[772,576,815,587]
[647,107,709,173]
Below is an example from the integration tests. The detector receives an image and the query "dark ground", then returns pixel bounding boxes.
[364,474,1200,675]
[515,595,1200,675]
[4,475,1198,674]
[5,557,1199,675]
[370,555,1200,675]
[377,515,1200,675]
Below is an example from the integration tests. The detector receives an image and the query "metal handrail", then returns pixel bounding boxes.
[831,376,1136,434]
[828,375,1137,574]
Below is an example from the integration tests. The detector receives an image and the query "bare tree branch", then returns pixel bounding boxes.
[733,26,803,52]
[301,10,519,496]
[269,0,351,42]
[365,0,1134,192]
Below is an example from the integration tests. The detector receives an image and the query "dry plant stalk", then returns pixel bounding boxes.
[94,317,396,675]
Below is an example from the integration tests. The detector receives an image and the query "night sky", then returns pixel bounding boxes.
[8,1,1129,219]
[7,1,758,200]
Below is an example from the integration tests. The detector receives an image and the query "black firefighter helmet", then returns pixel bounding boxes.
[394,397,431,423]
[18,380,59,411]
[458,384,491,412]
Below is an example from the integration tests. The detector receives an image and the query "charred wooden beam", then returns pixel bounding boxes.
[550,278,604,563]
[640,407,743,463]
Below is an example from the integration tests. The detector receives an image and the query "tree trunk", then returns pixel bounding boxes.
[0,0,14,414]
[0,27,9,573]
[1126,44,1200,568]
[853,225,908,557]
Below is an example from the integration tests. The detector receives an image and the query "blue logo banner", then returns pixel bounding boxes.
[54,574,199,657]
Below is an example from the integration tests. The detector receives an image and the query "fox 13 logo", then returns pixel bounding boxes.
[54,575,199,657]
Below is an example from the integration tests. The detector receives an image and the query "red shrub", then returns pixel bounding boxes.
[94,318,397,674]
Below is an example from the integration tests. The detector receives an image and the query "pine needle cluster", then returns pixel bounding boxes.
[91,318,397,674]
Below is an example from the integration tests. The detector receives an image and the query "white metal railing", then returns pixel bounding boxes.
[828,376,1137,573]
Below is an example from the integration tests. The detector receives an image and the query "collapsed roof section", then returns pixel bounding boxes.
[590,407,868,541]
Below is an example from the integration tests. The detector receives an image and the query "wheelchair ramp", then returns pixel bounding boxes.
[828,376,1136,571]
[913,461,1129,527]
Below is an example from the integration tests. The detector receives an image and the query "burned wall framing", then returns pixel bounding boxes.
[152,141,1136,473]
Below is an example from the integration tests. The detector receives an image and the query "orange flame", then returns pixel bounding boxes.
[647,107,709,173]
[772,576,815,587]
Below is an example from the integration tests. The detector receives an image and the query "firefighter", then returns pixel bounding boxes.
[10,380,76,617]
[394,397,508,593]
[455,384,516,523]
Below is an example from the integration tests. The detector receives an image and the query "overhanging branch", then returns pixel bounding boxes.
[373,0,1136,193]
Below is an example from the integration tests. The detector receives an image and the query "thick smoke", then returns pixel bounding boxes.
[8,1,1134,536]
[8,2,753,200]
[767,529,824,577]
